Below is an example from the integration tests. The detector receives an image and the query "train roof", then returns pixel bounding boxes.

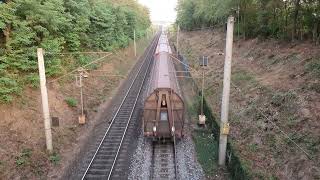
[155,33,172,54]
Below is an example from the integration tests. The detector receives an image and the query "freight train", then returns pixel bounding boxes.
[143,32,185,139]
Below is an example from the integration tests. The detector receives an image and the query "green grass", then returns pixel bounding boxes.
[271,91,297,107]
[192,129,219,176]
[49,152,60,165]
[15,148,32,167]
[65,97,78,107]
[0,77,22,103]
[25,73,40,88]
[232,70,254,82]
[305,58,320,78]
[307,82,320,93]
[248,143,258,152]
[232,70,257,90]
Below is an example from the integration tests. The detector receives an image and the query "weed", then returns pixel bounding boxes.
[233,70,254,82]
[287,116,298,127]
[269,175,279,180]
[65,97,77,107]
[253,171,266,179]
[49,153,60,165]
[300,136,320,156]
[25,73,39,88]
[248,143,258,152]
[192,130,219,176]
[308,82,320,93]
[305,58,320,78]
[265,134,277,147]
[271,91,297,107]
[232,70,257,90]
[15,158,26,166]
[15,148,32,167]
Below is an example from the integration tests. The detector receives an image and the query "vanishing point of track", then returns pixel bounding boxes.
[81,33,159,180]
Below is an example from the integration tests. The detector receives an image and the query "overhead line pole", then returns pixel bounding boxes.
[37,48,53,152]
[219,16,234,166]
[176,25,180,56]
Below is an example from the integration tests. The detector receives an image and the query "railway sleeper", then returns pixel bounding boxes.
[84,174,108,180]
[87,168,111,175]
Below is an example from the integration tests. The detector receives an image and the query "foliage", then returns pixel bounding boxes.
[49,152,60,165]
[0,0,150,103]
[305,58,320,77]
[0,76,21,103]
[176,0,320,41]
[192,129,219,176]
[15,148,32,167]
[65,97,77,107]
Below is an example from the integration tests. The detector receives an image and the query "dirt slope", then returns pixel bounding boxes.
[178,29,320,179]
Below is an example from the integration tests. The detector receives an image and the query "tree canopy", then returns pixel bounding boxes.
[176,0,320,41]
[0,0,151,103]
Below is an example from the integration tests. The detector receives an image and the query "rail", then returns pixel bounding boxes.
[81,33,159,180]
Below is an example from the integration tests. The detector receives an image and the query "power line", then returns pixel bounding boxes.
[45,51,111,55]
[48,53,112,83]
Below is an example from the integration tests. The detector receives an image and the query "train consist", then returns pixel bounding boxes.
[143,32,185,139]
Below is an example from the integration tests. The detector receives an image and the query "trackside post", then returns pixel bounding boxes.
[134,29,137,57]
[176,25,180,56]
[37,48,53,152]
[219,16,234,166]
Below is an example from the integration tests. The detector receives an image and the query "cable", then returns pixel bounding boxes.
[45,51,111,55]
[48,53,112,83]
[170,55,198,72]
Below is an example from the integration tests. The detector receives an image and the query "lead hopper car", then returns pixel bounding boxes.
[143,32,185,139]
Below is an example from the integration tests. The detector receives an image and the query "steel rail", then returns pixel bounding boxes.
[107,35,158,179]
[151,141,177,180]
[81,34,159,180]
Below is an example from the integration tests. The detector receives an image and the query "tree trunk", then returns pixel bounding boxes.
[293,0,301,40]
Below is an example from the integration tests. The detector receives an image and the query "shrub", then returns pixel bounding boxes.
[65,97,77,107]
[49,153,60,165]
[15,148,32,167]
[0,77,21,103]
[305,59,320,78]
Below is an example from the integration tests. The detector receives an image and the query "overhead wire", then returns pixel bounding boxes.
[45,51,111,55]
[48,53,112,83]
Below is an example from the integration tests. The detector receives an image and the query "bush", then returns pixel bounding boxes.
[65,97,77,107]
[0,0,151,103]
[0,77,21,103]
[15,148,32,167]
[305,59,320,78]
[49,153,60,165]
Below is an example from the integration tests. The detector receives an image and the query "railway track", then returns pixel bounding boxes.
[80,33,159,180]
[151,139,178,180]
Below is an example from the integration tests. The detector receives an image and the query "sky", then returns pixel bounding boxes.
[138,0,178,24]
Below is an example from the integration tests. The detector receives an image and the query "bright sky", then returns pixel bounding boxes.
[138,0,177,24]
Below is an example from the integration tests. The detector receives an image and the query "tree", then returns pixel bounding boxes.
[0,0,151,103]
[176,0,320,41]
